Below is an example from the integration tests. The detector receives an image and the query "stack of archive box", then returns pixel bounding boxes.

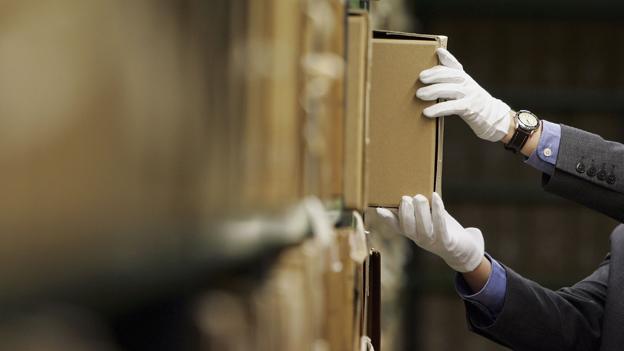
[0,0,448,349]
[203,0,382,350]
[204,0,451,348]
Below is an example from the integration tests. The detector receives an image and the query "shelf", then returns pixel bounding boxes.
[0,202,317,315]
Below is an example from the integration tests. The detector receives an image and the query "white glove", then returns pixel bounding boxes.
[376,193,484,273]
[417,48,511,142]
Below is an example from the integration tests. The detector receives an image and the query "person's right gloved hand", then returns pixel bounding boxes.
[417,48,511,142]
[376,193,484,273]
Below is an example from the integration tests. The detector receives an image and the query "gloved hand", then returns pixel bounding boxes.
[376,193,484,273]
[417,48,511,142]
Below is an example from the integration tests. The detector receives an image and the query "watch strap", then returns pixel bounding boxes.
[504,125,531,154]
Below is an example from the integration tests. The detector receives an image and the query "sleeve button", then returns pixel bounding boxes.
[597,163,607,181]
[607,165,617,185]
[597,170,607,181]
[587,167,597,177]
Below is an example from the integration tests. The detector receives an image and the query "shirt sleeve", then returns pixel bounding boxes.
[524,120,561,175]
[455,253,507,324]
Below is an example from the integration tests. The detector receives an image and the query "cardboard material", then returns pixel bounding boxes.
[324,228,356,351]
[367,30,446,207]
[325,0,346,202]
[241,0,303,212]
[344,11,371,211]
[300,0,347,204]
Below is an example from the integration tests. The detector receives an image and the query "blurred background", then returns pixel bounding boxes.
[0,0,622,350]
[395,0,624,350]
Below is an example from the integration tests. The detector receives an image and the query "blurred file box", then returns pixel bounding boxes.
[238,0,304,212]
[324,222,368,351]
[0,0,213,299]
[344,11,371,211]
[301,0,346,203]
[328,0,347,204]
[367,31,446,207]
[324,228,355,351]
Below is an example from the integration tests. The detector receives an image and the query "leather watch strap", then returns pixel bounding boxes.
[504,128,530,154]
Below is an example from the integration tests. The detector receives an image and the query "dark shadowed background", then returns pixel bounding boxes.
[373,1,624,349]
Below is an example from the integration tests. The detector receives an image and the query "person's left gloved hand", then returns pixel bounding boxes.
[376,193,484,273]
[417,48,511,142]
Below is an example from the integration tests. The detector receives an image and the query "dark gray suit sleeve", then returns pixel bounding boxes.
[465,257,609,351]
[542,124,624,222]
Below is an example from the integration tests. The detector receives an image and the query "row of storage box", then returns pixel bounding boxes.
[0,2,446,349]
[0,0,447,310]
[207,2,447,221]
[200,209,381,351]
[203,2,450,350]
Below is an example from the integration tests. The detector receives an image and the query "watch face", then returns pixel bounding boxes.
[518,112,539,129]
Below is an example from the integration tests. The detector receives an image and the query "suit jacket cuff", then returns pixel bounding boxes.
[455,253,507,325]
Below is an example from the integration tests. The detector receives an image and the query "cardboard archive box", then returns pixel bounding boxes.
[367,30,446,207]
[300,0,347,204]
[324,227,356,351]
[239,0,304,212]
[344,11,371,211]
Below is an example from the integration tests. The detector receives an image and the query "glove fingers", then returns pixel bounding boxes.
[399,196,416,236]
[436,48,463,70]
[422,99,467,118]
[416,83,464,101]
[431,192,452,248]
[375,207,401,233]
[412,194,434,243]
[419,65,464,84]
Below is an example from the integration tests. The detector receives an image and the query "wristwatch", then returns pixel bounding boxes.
[504,110,541,154]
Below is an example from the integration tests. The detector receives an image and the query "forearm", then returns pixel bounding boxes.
[461,256,492,292]
[500,110,543,157]
[466,264,605,351]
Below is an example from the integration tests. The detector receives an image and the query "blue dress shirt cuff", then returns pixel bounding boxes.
[455,253,507,322]
[524,120,561,176]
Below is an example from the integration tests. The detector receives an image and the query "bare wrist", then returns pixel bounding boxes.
[520,121,542,157]
[462,256,492,293]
